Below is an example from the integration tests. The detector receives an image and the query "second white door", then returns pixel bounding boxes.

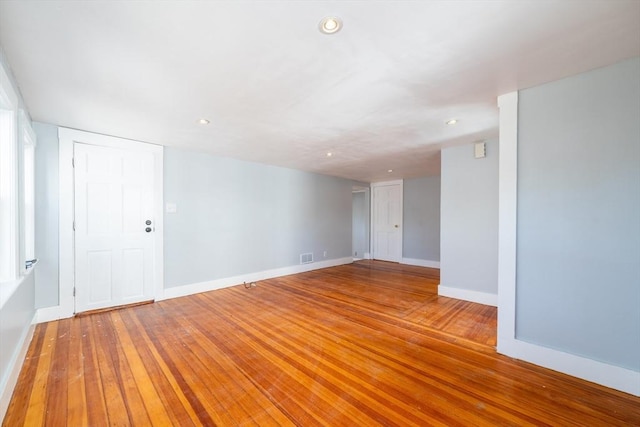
[372,181,403,262]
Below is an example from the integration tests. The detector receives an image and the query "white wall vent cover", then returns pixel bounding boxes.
[300,253,314,264]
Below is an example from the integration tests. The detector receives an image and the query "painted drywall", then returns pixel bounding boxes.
[352,191,369,258]
[440,140,499,296]
[164,147,353,288]
[403,175,440,262]
[516,57,640,371]
[30,128,355,304]
[33,122,59,308]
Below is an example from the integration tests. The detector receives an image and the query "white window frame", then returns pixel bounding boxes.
[19,110,36,273]
[0,60,36,284]
[0,61,19,282]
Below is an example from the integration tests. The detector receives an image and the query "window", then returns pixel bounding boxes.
[0,60,36,282]
[20,110,36,272]
[0,63,18,282]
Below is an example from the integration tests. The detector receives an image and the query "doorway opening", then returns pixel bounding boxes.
[352,186,370,260]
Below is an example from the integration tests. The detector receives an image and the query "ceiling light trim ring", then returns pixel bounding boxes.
[319,17,342,34]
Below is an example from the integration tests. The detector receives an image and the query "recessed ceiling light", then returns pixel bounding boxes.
[388,169,393,173]
[326,152,333,157]
[197,118,210,125]
[446,119,458,125]
[319,17,342,34]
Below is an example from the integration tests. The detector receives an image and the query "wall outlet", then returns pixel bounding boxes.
[323,250,327,258]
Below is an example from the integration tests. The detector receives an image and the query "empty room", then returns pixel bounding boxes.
[0,1,639,425]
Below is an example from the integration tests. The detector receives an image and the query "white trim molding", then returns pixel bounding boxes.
[497,91,519,352]
[57,130,75,319]
[499,337,640,396]
[370,180,403,263]
[162,257,353,301]
[36,304,69,324]
[56,127,164,320]
[438,285,497,307]
[402,258,440,269]
[0,314,36,421]
[0,60,19,283]
[495,91,639,397]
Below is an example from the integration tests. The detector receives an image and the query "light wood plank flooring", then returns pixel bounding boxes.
[4,261,639,425]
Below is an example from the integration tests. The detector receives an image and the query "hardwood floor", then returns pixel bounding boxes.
[4,261,639,426]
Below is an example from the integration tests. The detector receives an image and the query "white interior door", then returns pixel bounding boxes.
[372,181,403,262]
[74,142,156,313]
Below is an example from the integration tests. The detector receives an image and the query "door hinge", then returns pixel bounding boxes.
[73,220,75,231]
[73,287,76,297]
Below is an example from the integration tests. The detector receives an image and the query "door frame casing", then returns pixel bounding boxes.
[370,180,403,262]
[55,128,164,319]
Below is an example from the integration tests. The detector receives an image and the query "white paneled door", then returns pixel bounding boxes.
[74,142,156,313]
[372,181,403,262]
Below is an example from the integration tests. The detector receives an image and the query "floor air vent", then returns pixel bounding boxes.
[300,253,314,264]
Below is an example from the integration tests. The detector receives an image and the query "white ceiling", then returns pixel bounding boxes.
[1,1,639,182]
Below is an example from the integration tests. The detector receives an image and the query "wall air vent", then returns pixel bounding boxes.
[300,253,314,264]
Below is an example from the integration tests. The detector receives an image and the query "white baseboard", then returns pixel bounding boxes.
[161,257,353,301]
[438,285,498,307]
[401,258,440,269]
[498,337,640,397]
[35,257,355,320]
[0,314,36,422]
[36,304,72,323]
[363,252,371,260]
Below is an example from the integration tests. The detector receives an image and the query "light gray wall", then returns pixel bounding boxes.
[403,175,440,262]
[33,122,59,308]
[352,191,368,258]
[516,57,640,371]
[440,140,498,293]
[164,147,353,288]
[30,129,354,298]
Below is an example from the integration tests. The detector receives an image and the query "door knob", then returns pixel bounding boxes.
[145,220,152,225]
[145,227,152,233]
[394,224,399,228]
